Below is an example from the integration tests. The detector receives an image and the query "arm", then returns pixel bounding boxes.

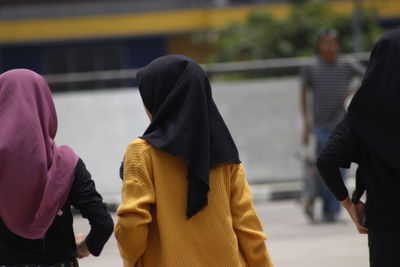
[316,118,355,200]
[340,196,368,234]
[114,142,155,267]
[316,160,348,201]
[316,119,367,233]
[300,66,312,145]
[301,85,311,145]
[230,164,273,267]
[71,159,115,257]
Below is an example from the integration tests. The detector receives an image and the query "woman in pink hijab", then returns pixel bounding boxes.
[0,69,114,267]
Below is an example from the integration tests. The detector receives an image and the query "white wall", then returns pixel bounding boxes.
[54,77,305,202]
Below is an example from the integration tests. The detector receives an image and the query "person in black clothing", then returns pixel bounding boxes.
[0,69,114,267]
[317,30,400,267]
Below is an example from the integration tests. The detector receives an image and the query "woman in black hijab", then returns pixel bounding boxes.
[115,55,273,267]
[317,30,400,267]
[137,54,240,218]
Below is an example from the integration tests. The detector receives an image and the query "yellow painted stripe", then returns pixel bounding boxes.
[374,0,400,18]
[0,4,290,44]
[0,9,208,43]
[0,1,398,44]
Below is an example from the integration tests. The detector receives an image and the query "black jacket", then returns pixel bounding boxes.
[0,159,114,264]
[317,117,400,232]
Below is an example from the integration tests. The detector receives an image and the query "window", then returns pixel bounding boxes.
[43,42,128,91]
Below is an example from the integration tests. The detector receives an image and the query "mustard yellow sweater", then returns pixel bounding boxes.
[115,138,273,267]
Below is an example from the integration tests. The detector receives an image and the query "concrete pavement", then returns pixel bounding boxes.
[73,199,368,267]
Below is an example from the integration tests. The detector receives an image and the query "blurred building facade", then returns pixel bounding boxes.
[0,0,399,90]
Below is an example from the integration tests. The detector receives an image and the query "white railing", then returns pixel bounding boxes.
[44,52,370,85]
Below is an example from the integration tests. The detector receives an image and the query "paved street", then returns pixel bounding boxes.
[74,200,368,267]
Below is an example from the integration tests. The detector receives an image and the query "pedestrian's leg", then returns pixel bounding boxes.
[303,161,317,222]
[319,180,340,221]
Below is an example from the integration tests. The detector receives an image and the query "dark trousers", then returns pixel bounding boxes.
[369,231,400,267]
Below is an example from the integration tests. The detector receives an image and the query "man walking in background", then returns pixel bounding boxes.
[300,29,365,222]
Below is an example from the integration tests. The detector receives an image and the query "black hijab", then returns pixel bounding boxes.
[347,30,400,172]
[136,55,240,218]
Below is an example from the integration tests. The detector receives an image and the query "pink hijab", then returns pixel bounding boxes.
[0,69,78,239]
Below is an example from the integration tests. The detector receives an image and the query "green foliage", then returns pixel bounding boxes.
[201,2,383,62]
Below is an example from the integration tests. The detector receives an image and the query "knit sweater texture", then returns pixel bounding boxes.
[115,138,273,267]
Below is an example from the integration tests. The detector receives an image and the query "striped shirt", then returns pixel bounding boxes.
[301,57,365,129]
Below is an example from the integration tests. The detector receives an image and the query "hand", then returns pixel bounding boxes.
[75,233,90,259]
[349,203,368,234]
[341,197,368,234]
[353,201,367,233]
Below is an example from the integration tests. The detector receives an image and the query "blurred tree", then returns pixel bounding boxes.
[198,2,382,62]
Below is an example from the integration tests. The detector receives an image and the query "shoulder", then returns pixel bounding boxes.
[74,158,85,172]
[124,138,155,171]
[124,138,154,173]
[123,139,155,186]
[128,138,152,149]
[216,162,244,177]
[74,158,90,181]
[125,138,154,158]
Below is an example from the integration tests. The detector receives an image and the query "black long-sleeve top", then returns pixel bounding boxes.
[317,117,400,231]
[0,159,114,265]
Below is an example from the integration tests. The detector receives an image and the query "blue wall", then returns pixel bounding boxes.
[1,36,166,75]
[126,36,166,68]
[1,45,43,73]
